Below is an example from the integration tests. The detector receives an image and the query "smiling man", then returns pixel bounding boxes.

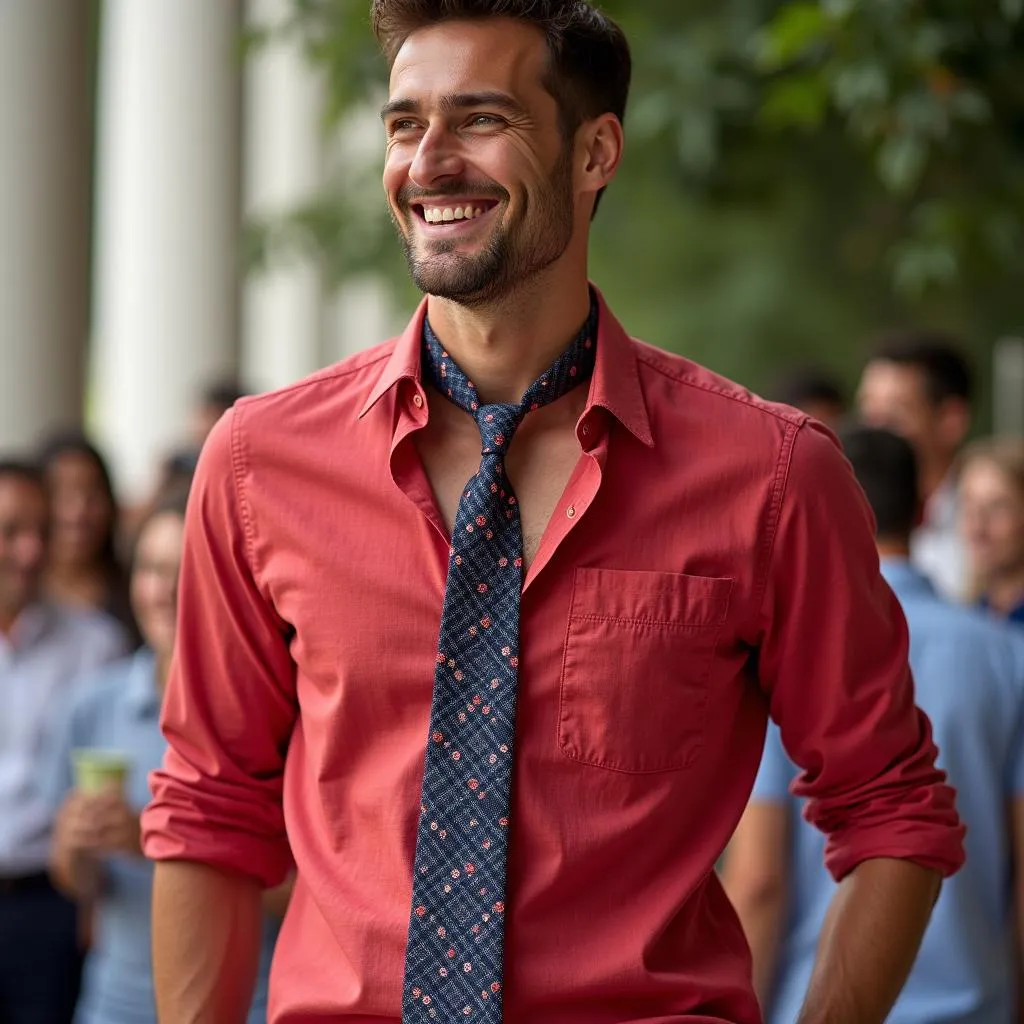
[142,3,964,1023]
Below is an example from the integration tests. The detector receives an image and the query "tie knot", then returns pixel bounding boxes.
[476,404,523,456]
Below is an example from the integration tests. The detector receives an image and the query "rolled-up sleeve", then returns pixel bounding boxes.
[757,421,964,881]
[141,408,297,887]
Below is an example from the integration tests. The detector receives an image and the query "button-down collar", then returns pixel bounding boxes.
[357,286,654,448]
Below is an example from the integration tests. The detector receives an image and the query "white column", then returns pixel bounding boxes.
[241,0,325,392]
[0,0,92,451]
[90,0,243,501]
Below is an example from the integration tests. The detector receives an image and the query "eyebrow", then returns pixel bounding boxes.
[380,91,528,121]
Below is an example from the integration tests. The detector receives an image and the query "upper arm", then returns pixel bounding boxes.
[142,410,298,887]
[757,424,963,881]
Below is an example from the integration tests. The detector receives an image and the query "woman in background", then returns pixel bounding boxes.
[959,436,1024,627]
[47,488,286,1024]
[39,432,136,640]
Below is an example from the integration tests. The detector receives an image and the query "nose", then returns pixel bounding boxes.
[408,123,465,189]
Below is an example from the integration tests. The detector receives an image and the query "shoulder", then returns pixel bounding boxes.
[233,343,395,435]
[196,342,399,481]
[630,339,809,436]
[628,339,842,474]
[629,339,850,501]
[910,597,1024,680]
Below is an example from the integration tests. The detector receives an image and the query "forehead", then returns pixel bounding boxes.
[389,17,551,106]
[860,361,928,402]
[962,458,1019,497]
[136,513,184,557]
[0,476,46,517]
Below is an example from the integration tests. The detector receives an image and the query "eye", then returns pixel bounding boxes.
[468,114,502,128]
[388,118,420,136]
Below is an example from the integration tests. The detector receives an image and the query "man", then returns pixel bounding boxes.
[0,459,127,1023]
[857,332,973,600]
[142,3,964,1022]
[723,425,1024,1024]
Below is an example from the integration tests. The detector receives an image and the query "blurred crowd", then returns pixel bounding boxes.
[0,331,1022,1023]
[0,381,285,1024]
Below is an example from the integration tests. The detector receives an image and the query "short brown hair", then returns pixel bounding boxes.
[371,0,631,138]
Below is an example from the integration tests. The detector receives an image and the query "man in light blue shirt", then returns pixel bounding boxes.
[0,459,127,1023]
[722,425,1024,1024]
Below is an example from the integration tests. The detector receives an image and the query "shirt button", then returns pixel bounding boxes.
[566,505,576,519]
[412,393,424,408]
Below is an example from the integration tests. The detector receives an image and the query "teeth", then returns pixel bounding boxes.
[423,205,487,223]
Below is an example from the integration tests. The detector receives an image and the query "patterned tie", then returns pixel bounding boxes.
[402,299,598,1021]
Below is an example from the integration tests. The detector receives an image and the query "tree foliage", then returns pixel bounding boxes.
[246,0,1024,405]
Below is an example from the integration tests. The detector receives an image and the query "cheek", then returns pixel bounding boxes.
[383,145,412,195]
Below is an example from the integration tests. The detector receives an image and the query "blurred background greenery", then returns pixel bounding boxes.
[245,0,1024,420]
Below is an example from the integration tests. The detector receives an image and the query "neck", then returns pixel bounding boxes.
[0,600,26,637]
[985,567,1024,615]
[876,538,911,560]
[919,457,954,504]
[48,560,105,583]
[425,265,592,406]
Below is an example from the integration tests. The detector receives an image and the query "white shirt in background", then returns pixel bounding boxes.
[911,475,968,603]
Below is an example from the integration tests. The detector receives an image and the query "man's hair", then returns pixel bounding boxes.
[869,330,973,406]
[772,367,845,411]
[0,458,45,491]
[371,0,631,140]
[202,379,248,412]
[838,425,920,540]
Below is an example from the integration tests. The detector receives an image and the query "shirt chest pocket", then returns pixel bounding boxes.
[558,567,733,774]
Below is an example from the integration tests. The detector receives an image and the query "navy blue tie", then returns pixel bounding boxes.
[402,299,598,1021]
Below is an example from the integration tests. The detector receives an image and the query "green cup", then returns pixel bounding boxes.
[71,748,132,795]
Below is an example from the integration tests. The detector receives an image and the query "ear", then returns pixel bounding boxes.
[576,113,624,196]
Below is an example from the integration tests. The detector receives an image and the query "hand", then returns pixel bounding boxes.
[87,790,143,857]
[53,791,106,861]
[54,790,142,859]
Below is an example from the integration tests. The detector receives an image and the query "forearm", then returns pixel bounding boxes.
[796,858,940,1024]
[152,860,263,1024]
[737,892,786,1009]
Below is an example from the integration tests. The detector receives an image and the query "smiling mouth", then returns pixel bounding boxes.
[413,200,499,225]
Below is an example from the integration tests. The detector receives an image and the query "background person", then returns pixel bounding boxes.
[722,425,1024,1024]
[959,436,1024,627]
[48,487,285,1024]
[856,331,973,600]
[39,431,137,641]
[0,459,127,1024]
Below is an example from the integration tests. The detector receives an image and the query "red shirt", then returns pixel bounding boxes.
[143,291,964,1023]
